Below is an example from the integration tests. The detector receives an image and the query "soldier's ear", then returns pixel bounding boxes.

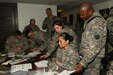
[88,9,93,16]
[66,40,69,44]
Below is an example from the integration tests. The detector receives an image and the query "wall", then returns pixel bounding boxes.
[17,3,57,32]
[60,0,113,28]
[93,1,111,12]
[60,8,78,30]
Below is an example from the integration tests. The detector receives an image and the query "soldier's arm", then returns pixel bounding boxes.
[38,42,48,51]
[70,31,78,51]
[22,37,29,51]
[35,25,40,31]
[42,17,48,30]
[107,17,113,43]
[46,40,58,57]
[5,37,14,53]
[45,33,58,56]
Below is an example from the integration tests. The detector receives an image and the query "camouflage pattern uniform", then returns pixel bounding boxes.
[28,31,45,49]
[42,15,60,41]
[46,26,78,57]
[106,8,113,75]
[23,24,40,32]
[5,36,28,53]
[48,45,80,72]
[79,12,107,75]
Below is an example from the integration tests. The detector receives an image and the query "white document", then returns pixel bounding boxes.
[11,64,22,73]
[22,63,32,71]
[9,58,28,65]
[10,63,32,73]
[35,60,48,67]
[34,71,58,75]
[57,70,75,75]
[8,52,15,57]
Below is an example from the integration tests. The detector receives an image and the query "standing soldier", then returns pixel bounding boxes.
[42,8,60,41]
[75,1,107,75]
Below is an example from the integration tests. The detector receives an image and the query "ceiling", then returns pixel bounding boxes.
[0,0,109,11]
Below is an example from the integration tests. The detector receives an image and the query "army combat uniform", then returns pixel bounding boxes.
[42,15,60,41]
[23,24,40,32]
[48,45,80,72]
[28,31,45,50]
[79,12,107,75]
[106,9,113,75]
[5,36,28,53]
[46,26,78,57]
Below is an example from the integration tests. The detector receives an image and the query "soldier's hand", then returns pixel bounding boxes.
[40,55,48,59]
[52,58,57,62]
[31,47,37,52]
[15,47,21,53]
[75,63,84,73]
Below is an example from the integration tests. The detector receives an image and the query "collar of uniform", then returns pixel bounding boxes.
[83,12,101,30]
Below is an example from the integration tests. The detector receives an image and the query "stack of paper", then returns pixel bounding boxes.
[35,60,48,67]
[58,70,75,75]
[10,63,32,73]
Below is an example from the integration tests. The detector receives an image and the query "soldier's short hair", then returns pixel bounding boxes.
[30,18,35,24]
[46,8,51,11]
[15,30,22,36]
[53,20,64,29]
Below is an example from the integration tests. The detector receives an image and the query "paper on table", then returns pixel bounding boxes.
[9,58,28,65]
[10,64,22,73]
[8,52,15,57]
[34,71,58,75]
[10,63,32,73]
[22,63,32,71]
[1,60,9,65]
[57,70,75,75]
[35,60,48,67]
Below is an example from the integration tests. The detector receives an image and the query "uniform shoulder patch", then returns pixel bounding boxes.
[91,28,102,41]
[94,34,100,39]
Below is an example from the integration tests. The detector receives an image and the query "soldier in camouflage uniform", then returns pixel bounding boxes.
[5,30,28,54]
[106,7,113,75]
[23,18,40,37]
[41,20,77,59]
[75,1,107,75]
[48,32,79,72]
[25,29,45,52]
[42,8,60,41]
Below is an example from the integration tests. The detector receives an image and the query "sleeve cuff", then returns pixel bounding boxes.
[79,61,87,68]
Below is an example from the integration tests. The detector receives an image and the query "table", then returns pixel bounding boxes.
[0,53,49,75]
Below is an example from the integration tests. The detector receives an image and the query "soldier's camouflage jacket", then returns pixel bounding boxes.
[79,12,107,75]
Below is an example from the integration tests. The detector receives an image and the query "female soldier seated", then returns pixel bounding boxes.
[48,32,80,72]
